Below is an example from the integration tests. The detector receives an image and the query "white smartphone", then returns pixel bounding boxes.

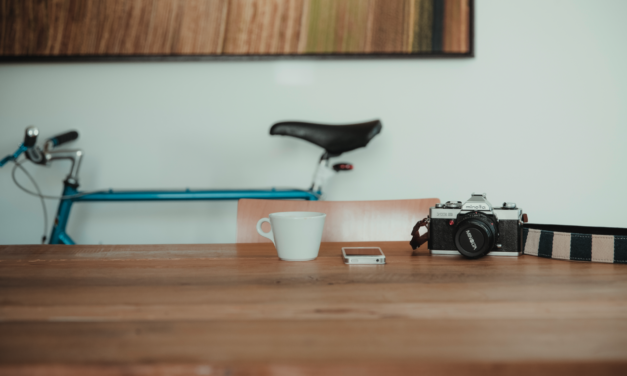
[342,247,385,264]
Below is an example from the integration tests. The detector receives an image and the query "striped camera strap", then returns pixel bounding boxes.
[523,224,627,264]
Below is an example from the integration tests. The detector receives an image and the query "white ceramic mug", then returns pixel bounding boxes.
[256,212,326,261]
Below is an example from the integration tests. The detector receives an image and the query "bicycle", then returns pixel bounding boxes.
[1,120,382,245]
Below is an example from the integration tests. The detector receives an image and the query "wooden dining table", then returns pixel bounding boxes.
[1,241,626,375]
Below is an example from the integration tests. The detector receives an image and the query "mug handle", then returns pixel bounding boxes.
[256,218,275,244]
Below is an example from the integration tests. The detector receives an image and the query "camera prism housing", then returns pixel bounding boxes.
[429,193,523,258]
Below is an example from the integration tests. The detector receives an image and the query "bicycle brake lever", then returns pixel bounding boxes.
[0,126,41,167]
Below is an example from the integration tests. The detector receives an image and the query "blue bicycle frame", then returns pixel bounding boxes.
[3,123,374,245]
[49,183,320,245]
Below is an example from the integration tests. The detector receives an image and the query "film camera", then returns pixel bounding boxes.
[429,193,525,258]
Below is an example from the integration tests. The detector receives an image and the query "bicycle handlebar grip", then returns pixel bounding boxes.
[49,130,79,147]
[23,126,39,147]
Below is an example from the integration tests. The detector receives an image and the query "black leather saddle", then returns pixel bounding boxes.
[270,119,382,156]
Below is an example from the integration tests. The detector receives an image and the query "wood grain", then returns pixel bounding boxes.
[412,0,434,52]
[2,320,627,363]
[0,0,473,57]
[222,0,303,54]
[443,0,469,53]
[236,198,440,243]
[301,0,372,54]
[1,241,626,375]
[369,0,412,53]
[2,363,627,376]
[172,0,229,54]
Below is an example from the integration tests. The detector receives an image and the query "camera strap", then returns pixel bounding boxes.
[410,219,627,264]
[409,218,430,250]
[523,224,627,264]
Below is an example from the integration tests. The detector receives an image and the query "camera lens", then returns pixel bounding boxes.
[454,217,496,258]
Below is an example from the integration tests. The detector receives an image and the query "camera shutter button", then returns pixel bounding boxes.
[502,202,517,209]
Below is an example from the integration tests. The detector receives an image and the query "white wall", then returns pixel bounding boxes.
[1,0,626,245]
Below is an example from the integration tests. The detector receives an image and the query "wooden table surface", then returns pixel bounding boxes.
[1,241,626,376]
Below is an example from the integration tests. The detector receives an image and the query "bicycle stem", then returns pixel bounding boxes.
[48,149,84,185]
[26,143,84,185]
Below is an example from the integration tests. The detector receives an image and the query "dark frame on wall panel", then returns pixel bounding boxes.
[0,0,474,62]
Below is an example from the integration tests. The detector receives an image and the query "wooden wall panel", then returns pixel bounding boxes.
[412,0,434,52]
[369,0,413,53]
[300,0,373,54]
[172,0,228,54]
[0,0,473,59]
[443,0,469,53]
[223,0,303,54]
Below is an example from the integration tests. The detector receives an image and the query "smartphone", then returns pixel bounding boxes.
[342,247,386,264]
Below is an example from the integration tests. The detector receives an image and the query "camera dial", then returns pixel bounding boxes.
[445,201,462,208]
[454,212,498,258]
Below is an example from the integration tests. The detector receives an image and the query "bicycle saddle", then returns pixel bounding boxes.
[270,119,382,156]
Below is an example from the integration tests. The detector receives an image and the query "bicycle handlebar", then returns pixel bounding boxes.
[48,131,79,147]
[23,126,39,147]
[1,127,80,168]
[0,127,38,167]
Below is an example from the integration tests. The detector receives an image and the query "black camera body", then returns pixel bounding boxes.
[429,193,523,258]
